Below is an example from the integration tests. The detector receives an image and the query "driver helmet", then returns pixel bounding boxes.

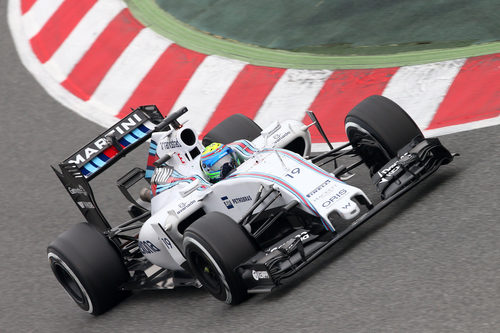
[200,143,240,183]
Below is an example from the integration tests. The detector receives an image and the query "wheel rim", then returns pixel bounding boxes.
[52,262,85,303]
[346,121,391,173]
[48,252,93,313]
[190,250,224,296]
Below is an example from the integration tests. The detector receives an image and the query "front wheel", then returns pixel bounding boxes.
[183,212,257,304]
[345,95,423,173]
[47,223,130,315]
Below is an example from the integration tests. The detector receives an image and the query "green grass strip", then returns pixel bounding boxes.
[126,0,500,69]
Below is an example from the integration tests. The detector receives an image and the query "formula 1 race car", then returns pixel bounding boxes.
[48,95,456,315]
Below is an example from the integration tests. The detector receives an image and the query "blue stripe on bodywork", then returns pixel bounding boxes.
[91,156,106,168]
[83,161,98,173]
[132,128,146,139]
[124,134,137,144]
[80,166,91,176]
[119,137,130,146]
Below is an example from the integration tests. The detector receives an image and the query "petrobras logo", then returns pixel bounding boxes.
[252,270,270,281]
[221,195,252,209]
[232,195,252,204]
[221,196,234,209]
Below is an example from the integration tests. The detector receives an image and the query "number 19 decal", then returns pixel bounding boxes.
[285,168,301,179]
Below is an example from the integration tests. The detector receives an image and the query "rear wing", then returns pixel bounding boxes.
[52,105,188,231]
[60,105,164,180]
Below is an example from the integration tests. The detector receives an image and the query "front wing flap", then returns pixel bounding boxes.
[371,137,455,199]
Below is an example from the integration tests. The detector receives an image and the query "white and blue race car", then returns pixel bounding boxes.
[48,95,456,315]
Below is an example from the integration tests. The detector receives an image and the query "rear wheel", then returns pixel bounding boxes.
[202,113,262,146]
[47,223,130,315]
[183,212,257,304]
[345,95,423,173]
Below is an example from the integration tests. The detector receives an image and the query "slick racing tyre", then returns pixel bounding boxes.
[345,95,423,173]
[183,212,257,304]
[202,113,262,146]
[47,223,130,315]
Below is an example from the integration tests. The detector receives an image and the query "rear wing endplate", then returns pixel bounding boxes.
[51,105,164,231]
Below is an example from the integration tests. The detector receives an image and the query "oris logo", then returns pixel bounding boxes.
[321,189,348,207]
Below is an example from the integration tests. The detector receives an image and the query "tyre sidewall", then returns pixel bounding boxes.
[47,248,95,313]
[183,233,235,303]
[345,95,422,156]
[47,223,130,315]
[345,95,423,172]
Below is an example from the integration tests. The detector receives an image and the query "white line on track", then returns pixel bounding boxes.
[90,29,172,116]
[254,69,333,125]
[21,0,64,39]
[169,55,247,132]
[383,59,466,129]
[44,0,126,82]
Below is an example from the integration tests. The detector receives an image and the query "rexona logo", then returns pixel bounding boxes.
[66,113,145,166]
[160,140,182,150]
[221,195,252,209]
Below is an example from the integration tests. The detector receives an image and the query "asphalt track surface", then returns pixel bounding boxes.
[1,3,499,333]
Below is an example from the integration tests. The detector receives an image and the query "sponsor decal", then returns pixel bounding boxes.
[252,270,270,281]
[267,124,281,136]
[377,153,411,183]
[67,185,87,196]
[221,195,252,209]
[176,200,196,215]
[160,140,182,150]
[160,237,173,250]
[220,196,234,209]
[267,232,310,254]
[231,195,252,204]
[341,202,352,210]
[67,113,144,165]
[272,131,291,144]
[309,184,343,202]
[306,179,331,198]
[138,240,161,254]
[321,189,348,207]
[77,201,95,209]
